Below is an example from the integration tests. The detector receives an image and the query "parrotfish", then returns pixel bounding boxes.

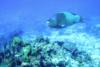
[47,12,83,28]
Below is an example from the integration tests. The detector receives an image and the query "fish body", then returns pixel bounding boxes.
[47,12,82,28]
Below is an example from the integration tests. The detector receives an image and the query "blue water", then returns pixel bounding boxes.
[0,0,100,37]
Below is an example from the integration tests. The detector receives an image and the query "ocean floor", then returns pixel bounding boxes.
[0,22,100,67]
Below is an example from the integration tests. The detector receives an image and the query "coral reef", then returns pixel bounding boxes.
[0,32,100,67]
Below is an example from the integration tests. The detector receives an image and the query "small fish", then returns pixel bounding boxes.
[47,12,83,29]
